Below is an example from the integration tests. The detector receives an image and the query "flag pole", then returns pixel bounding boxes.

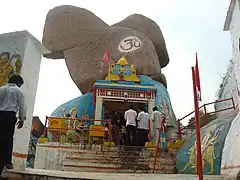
[191,67,203,180]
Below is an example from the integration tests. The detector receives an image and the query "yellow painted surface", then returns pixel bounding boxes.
[89,125,105,137]
[38,138,48,143]
[105,56,140,82]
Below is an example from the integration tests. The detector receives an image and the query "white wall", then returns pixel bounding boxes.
[0,31,42,169]
[221,1,240,177]
[230,0,240,92]
[0,31,27,61]
[215,60,239,119]
[12,33,42,169]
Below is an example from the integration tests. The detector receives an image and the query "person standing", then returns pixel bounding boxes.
[137,108,149,147]
[0,75,26,176]
[124,105,137,146]
[110,111,121,146]
[150,107,162,146]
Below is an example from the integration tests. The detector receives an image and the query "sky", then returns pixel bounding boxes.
[0,0,232,125]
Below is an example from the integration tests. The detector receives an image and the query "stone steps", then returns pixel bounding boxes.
[62,146,176,173]
[3,169,233,180]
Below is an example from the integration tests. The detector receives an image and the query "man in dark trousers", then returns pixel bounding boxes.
[0,75,26,176]
[137,107,149,147]
[124,105,137,146]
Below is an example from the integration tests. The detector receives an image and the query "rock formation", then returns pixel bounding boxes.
[42,5,169,93]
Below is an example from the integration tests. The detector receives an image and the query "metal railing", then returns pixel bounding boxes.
[43,116,112,143]
[177,97,236,140]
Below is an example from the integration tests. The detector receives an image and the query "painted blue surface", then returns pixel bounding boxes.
[176,118,233,175]
[51,75,177,128]
[160,131,167,149]
[138,75,177,128]
[51,93,96,126]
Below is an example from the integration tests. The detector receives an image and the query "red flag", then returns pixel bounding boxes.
[195,53,202,101]
[100,49,111,71]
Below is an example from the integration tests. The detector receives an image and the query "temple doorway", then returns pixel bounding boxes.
[103,100,148,124]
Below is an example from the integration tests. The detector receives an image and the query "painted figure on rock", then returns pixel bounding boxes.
[0,52,22,86]
[176,119,232,175]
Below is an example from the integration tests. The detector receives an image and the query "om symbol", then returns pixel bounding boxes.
[118,36,142,53]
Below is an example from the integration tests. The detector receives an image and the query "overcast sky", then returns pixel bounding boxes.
[0,0,232,124]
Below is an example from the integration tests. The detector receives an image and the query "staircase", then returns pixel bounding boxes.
[63,146,176,173]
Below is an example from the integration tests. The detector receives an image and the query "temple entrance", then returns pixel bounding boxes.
[103,100,148,120]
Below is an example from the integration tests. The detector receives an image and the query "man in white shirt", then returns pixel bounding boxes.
[124,105,137,146]
[150,106,162,146]
[0,75,26,176]
[137,108,149,147]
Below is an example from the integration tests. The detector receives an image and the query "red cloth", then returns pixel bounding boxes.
[100,49,110,69]
[195,53,202,101]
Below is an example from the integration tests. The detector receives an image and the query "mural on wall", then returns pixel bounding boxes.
[176,118,233,175]
[26,117,44,168]
[0,52,22,86]
[50,93,94,142]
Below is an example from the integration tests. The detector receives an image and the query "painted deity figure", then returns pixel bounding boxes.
[0,52,22,86]
[66,108,88,143]
[181,125,224,174]
[0,52,13,86]
[66,107,80,143]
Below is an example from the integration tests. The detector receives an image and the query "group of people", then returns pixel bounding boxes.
[109,105,163,147]
[0,75,26,176]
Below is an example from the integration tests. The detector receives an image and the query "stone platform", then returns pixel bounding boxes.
[3,169,234,180]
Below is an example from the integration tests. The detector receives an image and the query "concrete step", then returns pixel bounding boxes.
[4,168,233,179]
[66,148,175,158]
[63,154,176,173]
[62,146,176,174]
[63,164,176,174]
[64,155,175,165]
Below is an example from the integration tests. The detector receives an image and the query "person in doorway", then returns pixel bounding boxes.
[124,105,137,146]
[0,75,26,176]
[150,107,162,146]
[137,108,149,147]
[110,111,121,146]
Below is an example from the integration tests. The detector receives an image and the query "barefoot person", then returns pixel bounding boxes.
[0,75,26,176]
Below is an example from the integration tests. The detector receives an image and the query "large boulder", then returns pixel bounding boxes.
[42,5,169,93]
[112,14,169,68]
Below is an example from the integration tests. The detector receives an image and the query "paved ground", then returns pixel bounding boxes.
[3,168,235,180]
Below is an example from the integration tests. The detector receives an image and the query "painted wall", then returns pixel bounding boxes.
[229,0,240,91]
[215,60,239,119]
[176,117,232,175]
[0,31,43,170]
[219,1,240,177]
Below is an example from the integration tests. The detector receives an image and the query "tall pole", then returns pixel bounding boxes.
[191,67,203,180]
